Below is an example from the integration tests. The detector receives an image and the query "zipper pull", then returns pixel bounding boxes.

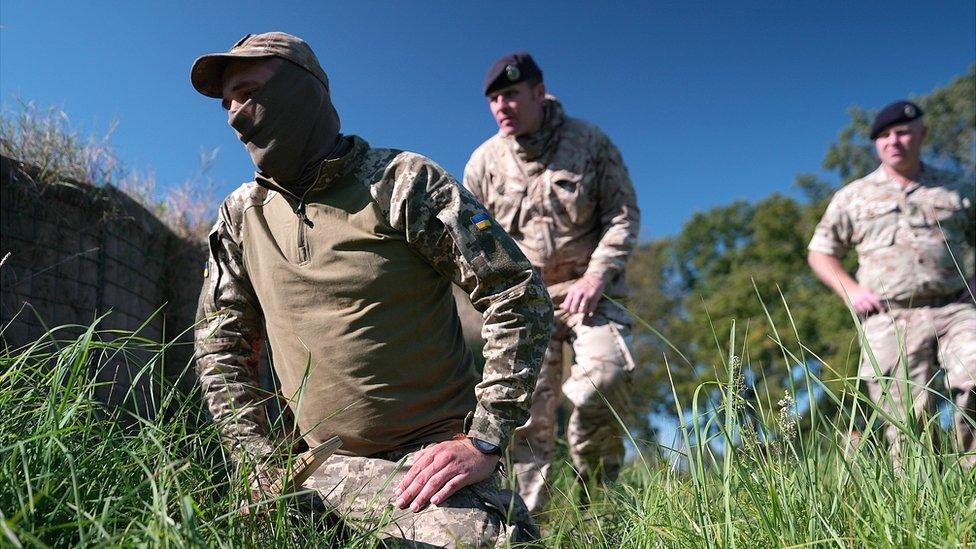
[294,201,314,228]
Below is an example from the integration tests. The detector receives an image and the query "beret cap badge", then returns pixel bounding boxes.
[869,100,924,140]
[505,64,521,81]
[483,51,543,95]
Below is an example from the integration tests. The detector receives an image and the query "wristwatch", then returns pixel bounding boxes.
[468,437,501,456]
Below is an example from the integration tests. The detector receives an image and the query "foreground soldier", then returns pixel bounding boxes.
[463,52,640,511]
[190,32,553,546]
[808,100,976,465]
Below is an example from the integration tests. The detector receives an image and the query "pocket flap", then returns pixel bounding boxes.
[855,201,899,219]
[931,195,962,211]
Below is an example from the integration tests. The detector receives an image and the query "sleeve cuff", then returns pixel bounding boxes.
[583,262,618,287]
[466,408,511,450]
[807,238,845,257]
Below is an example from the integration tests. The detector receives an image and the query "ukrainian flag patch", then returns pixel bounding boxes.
[472,213,492,230]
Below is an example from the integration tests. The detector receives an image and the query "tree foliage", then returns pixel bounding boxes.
[627,67,975,433]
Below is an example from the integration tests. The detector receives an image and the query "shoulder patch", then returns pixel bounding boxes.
[472,212,492,230]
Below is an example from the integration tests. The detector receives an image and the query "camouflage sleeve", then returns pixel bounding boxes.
[381,153,553,449]
[584,133,641,285]
[808,192,853,257]
[195,196,274,466]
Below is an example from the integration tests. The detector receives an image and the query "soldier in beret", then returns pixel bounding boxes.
[463,52,640,510]
[190,32,552,546]
[808,100,976,466]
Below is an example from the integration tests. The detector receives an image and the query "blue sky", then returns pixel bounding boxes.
[1,1,973,239]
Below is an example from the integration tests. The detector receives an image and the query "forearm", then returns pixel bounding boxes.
[196,214,274,465]
[470,270,552,448]
[807,250,860,300]
[196,310,274,466]
[587,138,640,285]
[392,153,554,448]
[584,220,637,285]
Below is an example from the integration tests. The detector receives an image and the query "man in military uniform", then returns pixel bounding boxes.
[808,100,976,465]
[190,32,553,547]
[463,52,640,511]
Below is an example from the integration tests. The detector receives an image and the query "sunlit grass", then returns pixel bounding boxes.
[536,291,976,548]
[0,318,348,547]
[2,299,975,547]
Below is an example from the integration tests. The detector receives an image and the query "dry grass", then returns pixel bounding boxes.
[0,98,217,242]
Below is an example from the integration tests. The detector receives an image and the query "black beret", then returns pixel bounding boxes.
[870,100,923,139]
[483,51,543,96]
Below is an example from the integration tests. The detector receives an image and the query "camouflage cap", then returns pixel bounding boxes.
[191,32,330,98]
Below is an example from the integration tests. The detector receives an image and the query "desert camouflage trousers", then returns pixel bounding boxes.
[301,446,538,548]
[509,298,635,512]
[859,300,976,466]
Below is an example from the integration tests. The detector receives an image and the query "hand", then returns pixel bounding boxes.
[395,438,499,512]
[850,287,884,316]
[564,275,605,316]
[239,466,280,516]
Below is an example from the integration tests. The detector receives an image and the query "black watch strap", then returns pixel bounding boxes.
[469,437,501,456]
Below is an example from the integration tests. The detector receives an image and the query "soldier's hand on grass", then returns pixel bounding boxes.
[850,287,884,316]
[394,438,499,512]
[564,275,605,316]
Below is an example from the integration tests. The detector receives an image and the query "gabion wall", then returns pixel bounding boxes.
[0,155,207,415]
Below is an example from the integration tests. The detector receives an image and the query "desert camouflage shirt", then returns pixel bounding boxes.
[195,135,552,464]
[463,97,640,299]
[809,164,975,301]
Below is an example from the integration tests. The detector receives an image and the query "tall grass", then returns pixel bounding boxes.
[0,318,347,547]
[2,302,975,547]
[535,294,976,548]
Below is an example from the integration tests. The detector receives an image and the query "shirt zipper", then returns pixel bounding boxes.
[294,197,313,264]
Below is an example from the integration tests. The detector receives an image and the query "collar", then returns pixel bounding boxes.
[869,163,933,195]
[256,135,367,200]
[508,96,566,162]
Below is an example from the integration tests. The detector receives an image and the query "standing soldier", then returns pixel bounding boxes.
[190,32,552,546]
[808,100,976,465]
[463,52,640,511]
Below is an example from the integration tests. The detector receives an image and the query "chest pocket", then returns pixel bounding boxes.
[915,195,965,232]
[488,177,527,232]
[548,169,596,225]
[853,200,899,253]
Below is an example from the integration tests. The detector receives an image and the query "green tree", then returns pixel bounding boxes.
[628,67,975,434]
[921,65,976,176]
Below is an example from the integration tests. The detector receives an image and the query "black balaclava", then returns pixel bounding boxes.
[228,60,342,193]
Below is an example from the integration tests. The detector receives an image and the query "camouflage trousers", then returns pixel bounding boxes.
[301,446,538,548]
[859,300,976,466]
[509,298,635,512]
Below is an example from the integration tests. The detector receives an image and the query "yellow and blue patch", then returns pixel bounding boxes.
[472,213,492,231]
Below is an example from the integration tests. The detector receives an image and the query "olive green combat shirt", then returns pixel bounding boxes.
[809,164,975,302]
[195,136,553,462]
[463,98,640,300]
